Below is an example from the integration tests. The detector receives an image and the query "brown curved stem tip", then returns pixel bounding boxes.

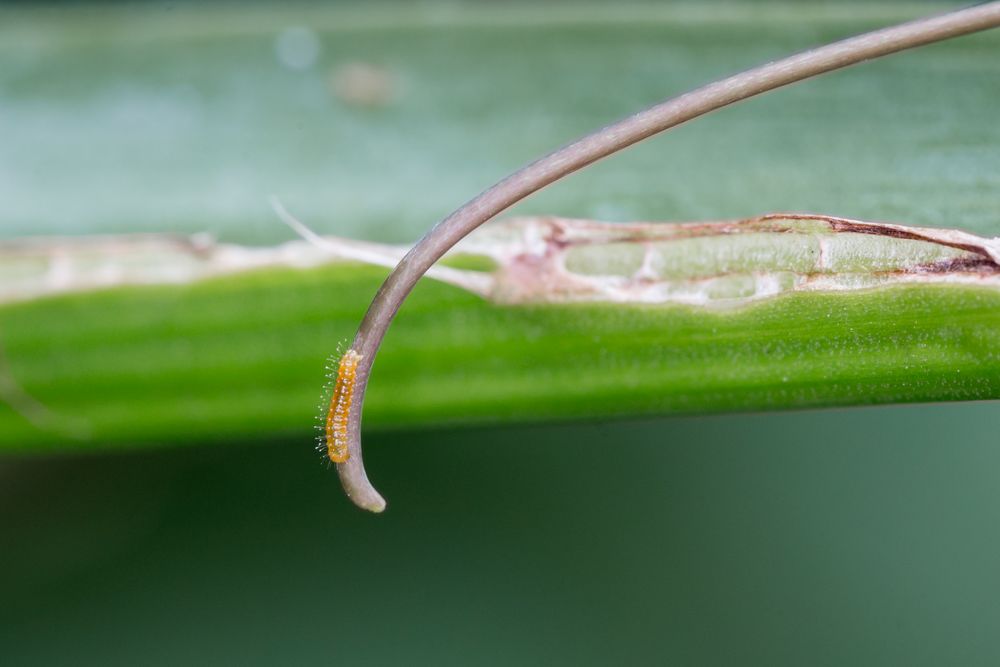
[332,3,1000,512]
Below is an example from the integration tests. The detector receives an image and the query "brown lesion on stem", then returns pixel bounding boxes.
[477,214,1000,305]
[910,256,999,275]
[819,216,999,262]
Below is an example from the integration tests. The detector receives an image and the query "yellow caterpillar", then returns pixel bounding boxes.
[325,349,361,463]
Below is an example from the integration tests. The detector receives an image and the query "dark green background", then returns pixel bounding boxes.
[6,404,1000,664]
[3,2,1000,664]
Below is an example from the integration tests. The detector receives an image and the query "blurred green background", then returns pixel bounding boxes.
[3,1,1000,664]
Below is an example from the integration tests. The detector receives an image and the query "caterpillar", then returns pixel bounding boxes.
[326,349,361,463]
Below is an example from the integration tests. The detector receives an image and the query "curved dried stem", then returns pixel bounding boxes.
[333,3,1000,512]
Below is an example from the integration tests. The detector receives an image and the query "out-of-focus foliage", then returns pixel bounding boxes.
[1,2,998,243]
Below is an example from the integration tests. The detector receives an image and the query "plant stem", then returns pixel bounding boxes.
[337,3,1000,512]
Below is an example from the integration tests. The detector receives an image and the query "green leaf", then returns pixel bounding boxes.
[1,260,998,451]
